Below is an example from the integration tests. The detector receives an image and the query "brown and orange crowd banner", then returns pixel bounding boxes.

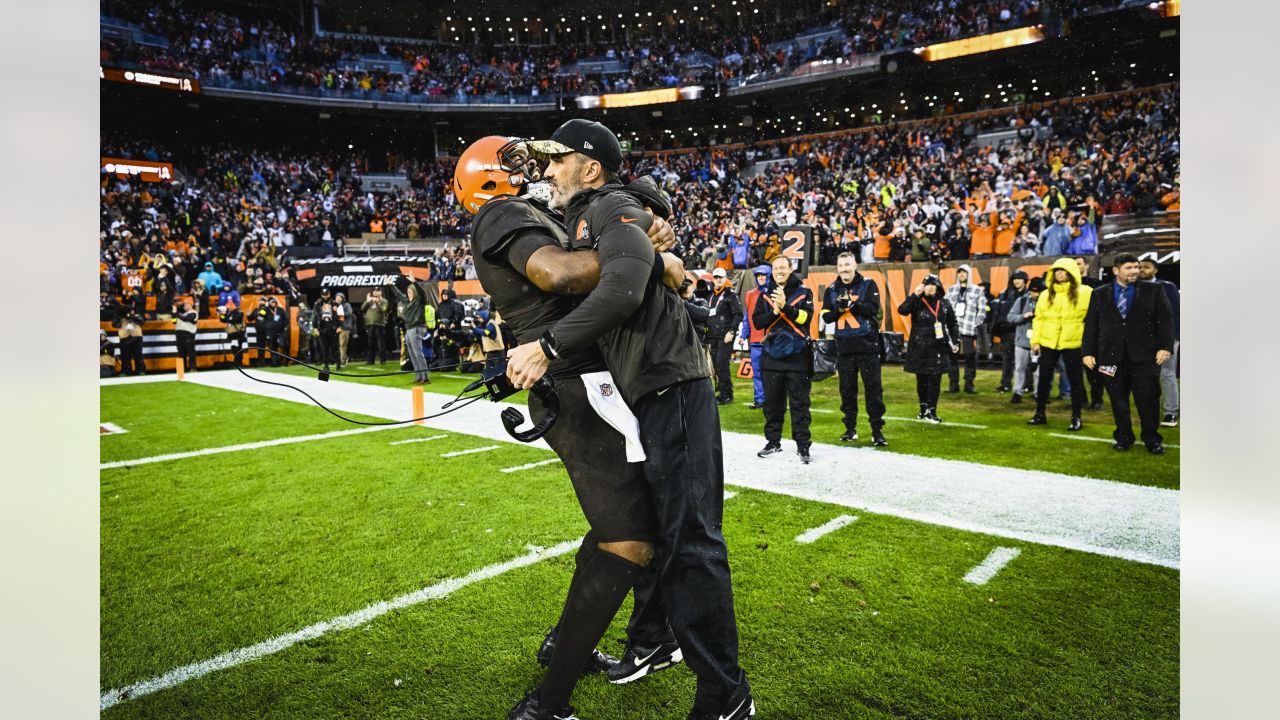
[100,295,295,372]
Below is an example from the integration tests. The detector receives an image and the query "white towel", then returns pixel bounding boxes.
[580,371,647,463]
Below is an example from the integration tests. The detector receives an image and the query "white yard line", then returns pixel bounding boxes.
[440,445,499,458]
[389,434,448,446]
[185,370,1180,568]
[99,425,401,470]
[1049,433,1180,449]
[723,490,738,500]
[883,415,989,429]
[963,547,1023,585]
[500,458,562,473]
[100,374,178,386]
[795,514,858,544]
[98,540,579,711]
[100,422,128,435]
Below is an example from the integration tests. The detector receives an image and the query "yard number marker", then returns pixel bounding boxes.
[963,547,1022,585]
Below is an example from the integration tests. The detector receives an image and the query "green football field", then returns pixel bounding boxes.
[99,367,1179,719]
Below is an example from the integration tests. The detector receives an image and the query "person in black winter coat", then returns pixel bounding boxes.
[315,300,341,368]
[899,274,961,423]
[707,268,744,405]
[752,256,816,463]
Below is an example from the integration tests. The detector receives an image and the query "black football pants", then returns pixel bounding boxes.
[711,337,735,401]
[763,368,812,448]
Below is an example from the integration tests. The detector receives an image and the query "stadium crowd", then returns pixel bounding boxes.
[101,0,1133,100]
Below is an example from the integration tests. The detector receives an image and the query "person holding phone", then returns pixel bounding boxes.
[899,274,961,424]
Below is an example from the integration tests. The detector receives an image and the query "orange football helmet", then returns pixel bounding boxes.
[453,136,539,214]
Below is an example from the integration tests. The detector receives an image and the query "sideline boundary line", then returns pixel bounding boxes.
[99,540,579,711]
[795,515,858,544]
[100,425,402,470]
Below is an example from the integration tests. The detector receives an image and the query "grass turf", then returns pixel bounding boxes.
[100,383,1177,719]
[263,360,1180,489]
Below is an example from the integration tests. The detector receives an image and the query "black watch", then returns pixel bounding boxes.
[539,331,562,360]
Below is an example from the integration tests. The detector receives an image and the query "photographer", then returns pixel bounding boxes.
[296,304,316,363]
[361,289,389,365]
[173,299,198,372]
[259,298,289,366]
[435,288,466,371]
[821,252,886,446]
[99,330,116,378]
[899,275,960,424]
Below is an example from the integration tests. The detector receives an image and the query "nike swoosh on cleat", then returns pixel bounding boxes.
[719,698,749,720]
[633,647,660,666]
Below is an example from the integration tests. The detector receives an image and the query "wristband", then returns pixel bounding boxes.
[538,331,561,360]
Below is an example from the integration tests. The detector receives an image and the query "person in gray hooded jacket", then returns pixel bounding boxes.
[1006,276,1045,403]
[945,263,988,393]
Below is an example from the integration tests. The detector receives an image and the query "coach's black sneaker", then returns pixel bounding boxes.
[508,691,582,720]
[1161,413,1178,427]
[1112,441,1132,452]
[798,446,813,464]
[1010,393,1023,404]
[536,627,619,675]
[964,382,977,394]
[924,408,943,425]
[839,430,859,442]
[757,443,782,458]
[1147,443,1166,455]
[688,676,755,720]
[872,430,889,447]
[1088,402,1105,411]
[1068,416,1083,432]
[917,403,928,419]
[1027,411,1047,425]
[606,641,683,684]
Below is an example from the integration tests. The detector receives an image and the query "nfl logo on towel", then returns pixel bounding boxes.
[599,383,614,397]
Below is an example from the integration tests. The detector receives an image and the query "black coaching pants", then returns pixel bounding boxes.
[711,337,735,401]
[763,368,812,448]
[837,353,885,432]
[1036,347,1085,417]
[626,377,745,713]
[1105,358,1164,448]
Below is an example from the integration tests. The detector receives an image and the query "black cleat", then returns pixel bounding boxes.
[1146,443,1166,455]
[871,430,888,447]
[923,408,942,424]
[1088,402,1105,411]
[840,430,859,442]
[747,403,763,410]
[606,641,684,684]
[1027,412,1047,426]
[508,691,582,720]
[757,443,782,458]
[1112,442,1132,452]
[1161,413,1178,427]
[716,398,733,406]
[917,403,928,419]
[536,627,618,675]
[798,447,813,464]
[964,384,977,394]
[687,676,755,720]
[1068,416,1083,432]
[1010,393,1023,404]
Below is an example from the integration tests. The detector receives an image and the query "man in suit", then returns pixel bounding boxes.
[1082,253,1176,454]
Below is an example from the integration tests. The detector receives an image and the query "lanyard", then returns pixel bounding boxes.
[922,298,941,320]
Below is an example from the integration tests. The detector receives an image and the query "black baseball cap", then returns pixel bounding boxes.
[529,119,623,172]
